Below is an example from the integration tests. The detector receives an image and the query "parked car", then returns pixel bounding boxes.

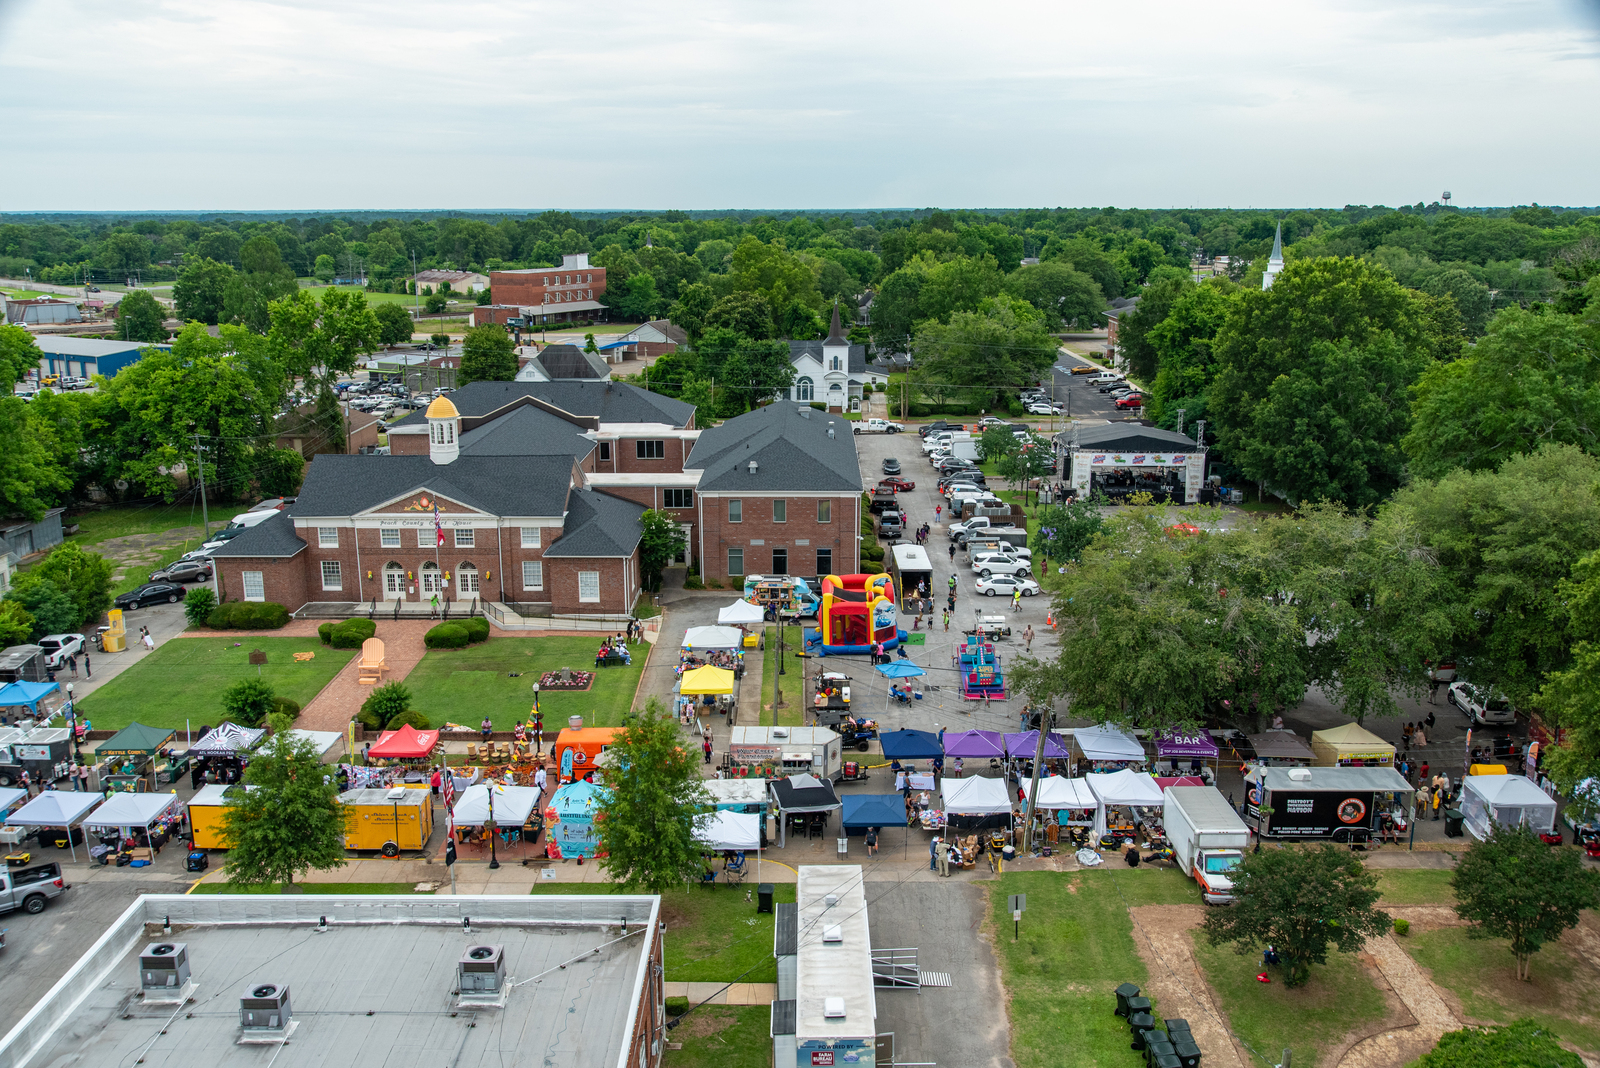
[971,546,1033,564]
[200,526,250,550]
[114,582,186,610]
[0,861,68,916]
[878,476,916,492]
[1115,394,1145,410]
[1070,365,1099,375]
[978,416,1008,427]
[1447,682,1517,726]
[37,634,86,669]
[1088,372,1124,385]
[150,558,214,584]
[974,574,1041,598]
[970,555,1032,578]
[853,418,905,434]
[881,457,902,475]
[942,482,982,500]
[179,547,215,564]
[878,510,906,538]
[1025,402,1063,415]
[918,421,951,439]
[1098,381,1130,393]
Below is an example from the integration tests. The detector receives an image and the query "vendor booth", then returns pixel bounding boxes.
[943,729,1006,760]
[545,779,609,859]
[717,599,766,626]
[1073,724,1147,772]
[367,724,441,761]
[453,782,543,855]
[682,626,745,651]
[1460,774,1558,841]
[679,666,735,695]
[695,809,761,851]
[554,726,619,783]
[841,794,907,835]
[186,722,265,786]
[1020,774,1099,839]
[339,786,434,855]
[4,789,103,861]
[0,680,63,722]
[1310,723,1395,768]
[0,725,75,788]
[941,775,1014,831]
[187,783,253,849]
[879,729,943,762]
[1247,730,1315,766]
[0,786,26,820]
[1086,768,1165,841]
[1004,730,1071,760]
[81,791,185,864]
[1153,729,1219,782]
[769,773,841,846]
[284,729,344,761]
[97,722,178,791]
[1249,766,1413,840]
[704,778,770,814]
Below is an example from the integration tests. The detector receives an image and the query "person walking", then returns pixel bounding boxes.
[534,763,547,794]
[19,769,31,797]
[67,654,78,679]
[1424,708,1436,730]
[83,650,91,678]
[936,839,951,878]
[1432,788,1443,821]
[430,594,440,618]
[1023,624,1034,652]
[702,734,713,764]
[942,609,950,633]
[1416,783,1430,819]
[142,629,155,652]
[865,827,879,856]
[929,836,941,871]
[948,542,956,562]
[935,503,942,523]
[1011,589,1022,611]
[1415,724,1427,748]
[1419,761,1429,785]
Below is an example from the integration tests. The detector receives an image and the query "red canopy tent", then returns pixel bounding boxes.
[1154,775,1205,790]
[368,724,441,760]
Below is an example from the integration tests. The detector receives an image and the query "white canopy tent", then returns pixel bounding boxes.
[1072,724,1147,764]
[695,809,761,851]
[1460,774,1558,841]
[81,791,187,866]
[1086,769,1165,839]
[717,600,765,626]
[1020,776,1098,810]
[285,729,345,760]
[5,790,105,861]
[704,778,770,811]
[941,775,1013,815]
[451,783,542,827]
[0,786,27,817]
[682,625,746,651]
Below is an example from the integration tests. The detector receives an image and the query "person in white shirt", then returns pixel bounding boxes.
[534,765,547,793]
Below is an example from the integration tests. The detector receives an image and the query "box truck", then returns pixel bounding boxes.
[1164,785,1250,905]
[726,726,843,781]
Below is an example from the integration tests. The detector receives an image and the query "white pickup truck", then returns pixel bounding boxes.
[0,860,70,916]
[853,418,905,434]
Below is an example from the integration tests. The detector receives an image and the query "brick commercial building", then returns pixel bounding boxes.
[490,253,608,324]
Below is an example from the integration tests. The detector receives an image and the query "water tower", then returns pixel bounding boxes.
[1442,191,1452,207]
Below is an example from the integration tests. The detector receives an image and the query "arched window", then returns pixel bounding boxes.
[457,562,479,594]
[420,561,442,594]
[830,355,841,371]
[383,561,405,596]
[795,376,813,402]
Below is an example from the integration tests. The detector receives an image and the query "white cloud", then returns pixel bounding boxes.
[1,0,1596,209]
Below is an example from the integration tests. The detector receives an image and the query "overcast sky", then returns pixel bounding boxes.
[2,0,1598,212]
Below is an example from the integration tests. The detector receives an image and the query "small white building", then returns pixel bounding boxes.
[786,305,886,412]
[5,298,81,325]
[412,269,489,294]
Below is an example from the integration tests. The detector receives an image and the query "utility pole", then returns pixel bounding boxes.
[193,434,210,537]
[1022,707,1055,853]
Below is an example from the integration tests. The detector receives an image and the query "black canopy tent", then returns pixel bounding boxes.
[769,773,841,847]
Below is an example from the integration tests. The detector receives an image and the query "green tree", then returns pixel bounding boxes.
[222,236,299,334]
[458,324,517,384]
[374,302,415,347]
[0,397,72,520]
[221,717,347,886]
[638,509,688,592]
[910,299,1058,411]
[1201,843,1391,987]
[4,576,79,638]
[183,586,216,628]
[1117,274,1189,381]
[870,264,927,354]
[0,325,43,391]
[704,291,774,339]
[117,290,168,343]
[583,333,599,354]
[266,287,382,392]
[1416,1019,1584,1068]
[222,677,278,728]
[95,231,152,275]
[1003,260,1105,331]
[172,257,236,325]
[313,254,336,283]
[256,446,305,497]
[668,281,715,343]
[0,600,33,646]
[612,272,661,321]
[918,255,1005,323]
[1033,500,1105,564]
[1146,279,1238,425]
[424,291,448,314]
[596,697,713,893]
[30,543,114,628]
[1419,268,1493,336]
[977,425,1020,463]
[1452,824,1600,980]
[1404,308,1600,480]
[997,439,1055,505]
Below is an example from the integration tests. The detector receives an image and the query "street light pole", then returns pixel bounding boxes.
[486,814,499,870]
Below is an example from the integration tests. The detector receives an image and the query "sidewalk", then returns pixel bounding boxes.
[295,618,434,731]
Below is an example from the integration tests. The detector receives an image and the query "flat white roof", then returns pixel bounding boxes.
[795,865,876,1040]
[890,544,932,571]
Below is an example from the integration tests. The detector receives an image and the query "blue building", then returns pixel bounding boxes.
[32,337,166,380]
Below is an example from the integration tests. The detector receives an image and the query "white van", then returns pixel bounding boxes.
[227,510,280,529]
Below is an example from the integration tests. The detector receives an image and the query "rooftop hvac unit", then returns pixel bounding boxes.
[459,945,507,993]
[140,943,191,989]
[1287,768,1312,782]
[239,983,292,1030]
[822,925,843,944]
[824,894,838,908]
[824,997,846,1019]
[772,727,790,739]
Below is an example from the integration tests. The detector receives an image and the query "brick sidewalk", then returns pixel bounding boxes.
[295,619,435,732]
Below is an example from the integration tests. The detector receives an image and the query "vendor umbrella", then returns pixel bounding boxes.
[680,665,735,695]
[875,659,926,716]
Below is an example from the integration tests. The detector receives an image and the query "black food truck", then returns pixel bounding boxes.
[1247,765,1415,842]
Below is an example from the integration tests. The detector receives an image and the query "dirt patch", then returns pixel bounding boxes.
[93,528,206,584]
[1334,935,1460,1068]
[1127,905,1248,1068]
[1383,906,1466,934]
[672,1005,739,1039]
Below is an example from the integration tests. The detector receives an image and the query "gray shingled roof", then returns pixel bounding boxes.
[687,404,863,493]
[388,380,693,429]
[205,511,308,559]
[460,404,597,460]
[289,454,573,519]
[786,340,869,375]
[535,344,610,380]
[1054,422,1199,453]
[543,489,646,558]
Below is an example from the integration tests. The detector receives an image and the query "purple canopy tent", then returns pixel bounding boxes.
[1153,729,1220,781]
[942,729,1007,758]
[1004,730,1071,759]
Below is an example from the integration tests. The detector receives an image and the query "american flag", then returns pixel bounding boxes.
[434,502,445,547]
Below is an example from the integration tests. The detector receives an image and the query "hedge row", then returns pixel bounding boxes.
[319,617,377,649]
[205,601,290,630]
[423,616,490,649]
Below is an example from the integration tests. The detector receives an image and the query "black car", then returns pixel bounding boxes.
[150,559,214,584]
[882,457,902,475]
[115,582,186,610]
[918,422,950,439]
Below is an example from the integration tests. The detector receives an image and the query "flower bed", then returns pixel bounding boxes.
[538,669,594,691]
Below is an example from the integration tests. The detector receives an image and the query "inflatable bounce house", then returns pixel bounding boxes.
[743,574,822,617]
[804,573,907,656]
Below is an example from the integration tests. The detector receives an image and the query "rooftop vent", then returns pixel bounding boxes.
[822,925,843,943]
[772,727,790,739]
[824,894,839,908]
[239,982,291,1030]
[824,997,846,1019]
[1287,767,1312,781]
[749,460,759,474]
[386,786,408,800]
[459,944,507,993]
[139,942,190,989]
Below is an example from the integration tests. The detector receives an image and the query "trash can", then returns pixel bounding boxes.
[1163,1019,1190,1036]
[757,883,774,914]
[1444,809,1464,838]
[837,837,848,857]
[1172,1036,1202,1068]
[1114,982,1142,1017]
[1150,1054,1183,1068]
[1128,1012,1156,1050]
[1125,996,1152,1018]
[1144,1035,1175,1065]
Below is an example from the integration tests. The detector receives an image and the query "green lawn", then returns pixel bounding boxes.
[1402,925,1600,1057]
[763,625,804,726]
[67,502,206,546]
[1373,868,1455,905]
[1191,934,1388,1068]
[111,544,193,598]
[663,1005,770,1068]
[404,636,647,729]
[80,637,356,731]
[991,867,1199,1068]
[191,882,433,894]
[531,880,796,982]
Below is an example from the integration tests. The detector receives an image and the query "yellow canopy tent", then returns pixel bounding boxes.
[1309,722,1395,767]
[680,666,735,695]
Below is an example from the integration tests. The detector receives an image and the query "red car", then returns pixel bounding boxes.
[878,476,916,492]
[1115,393,1144,409]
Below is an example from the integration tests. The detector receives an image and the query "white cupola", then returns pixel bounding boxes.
[426,395,461,465]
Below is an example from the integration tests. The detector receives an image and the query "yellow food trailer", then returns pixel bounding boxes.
[187,783,253,849]
[339,786,433,856]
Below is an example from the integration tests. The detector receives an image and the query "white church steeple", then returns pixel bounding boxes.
[1262,222,1284,290]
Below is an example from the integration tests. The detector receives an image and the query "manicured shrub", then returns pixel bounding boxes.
[385,707,432,731]
[328,618,377,649]
[461,616,490,643]
[318,621,335,645]
[222,678,277,728]
[272,696,301,720]
[424,623,469,649]
[184,587,217,628]
[1392,917,1410,936]
[360,681,412,729]
[860,560,884,574]
[206,601,291,630]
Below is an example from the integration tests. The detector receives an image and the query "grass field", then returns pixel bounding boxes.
[404,636,647,729]
[67,502,207,545]
[662,1005,769,1068]
[531,880,796,982]
[190,882,432,894]
[1402,925,1600,1057]
[1373,868,1455,905]
[80,637,356,730]
[1192,933,1388,1068]
[763,625,804,726]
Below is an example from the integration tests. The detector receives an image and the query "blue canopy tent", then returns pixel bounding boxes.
[875,659,926,714]
[879,729,943,760]
[0,680,61,719]
[841,793,907,832]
